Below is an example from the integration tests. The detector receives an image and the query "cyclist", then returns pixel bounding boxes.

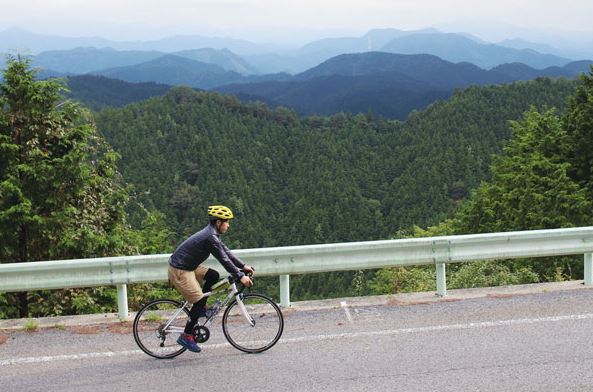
[168,205,254,353]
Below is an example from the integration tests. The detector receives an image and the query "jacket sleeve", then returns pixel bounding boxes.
[207,235,245,280]
[221,242,246,269]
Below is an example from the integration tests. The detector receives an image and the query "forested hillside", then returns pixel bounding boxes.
[95,77,578,299]
[2,55,588,316]
[375,69,593,295]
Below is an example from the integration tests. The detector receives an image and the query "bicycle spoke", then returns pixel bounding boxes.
[222,294,284,353]
[133,299,189,359]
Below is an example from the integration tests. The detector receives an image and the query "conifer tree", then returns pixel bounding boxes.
[0,56,133,316]
[455,107,592,234]
[565,67,593,188]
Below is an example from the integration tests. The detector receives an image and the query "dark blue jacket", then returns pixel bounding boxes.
[169,224,245,279]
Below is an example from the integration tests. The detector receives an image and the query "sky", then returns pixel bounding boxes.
[1,0,593,45]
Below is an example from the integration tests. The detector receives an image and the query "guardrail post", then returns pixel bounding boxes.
[585,253,593,286]
[436,263,447,296]
[280,274,290,307]
[117,284,129,321]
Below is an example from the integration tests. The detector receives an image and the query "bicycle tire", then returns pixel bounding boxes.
[133,299,189,359]
[222,293,284,353]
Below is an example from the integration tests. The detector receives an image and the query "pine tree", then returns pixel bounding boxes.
[0,56,134,316]
[455,107,592,234]
[565,67,593,188]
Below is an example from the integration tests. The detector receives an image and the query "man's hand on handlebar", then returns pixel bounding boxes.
[240,265,255,287]
[240,275,253,287]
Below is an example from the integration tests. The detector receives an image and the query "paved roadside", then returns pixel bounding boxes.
[0,280,591,331]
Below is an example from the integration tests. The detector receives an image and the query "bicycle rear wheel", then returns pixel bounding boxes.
[222,293,284,353]
[133,299,189,359]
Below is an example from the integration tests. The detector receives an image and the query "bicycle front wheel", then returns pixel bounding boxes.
[222,293,284,353]
[133,299,189,359]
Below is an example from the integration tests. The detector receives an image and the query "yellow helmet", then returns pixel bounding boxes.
[207,205,234,220]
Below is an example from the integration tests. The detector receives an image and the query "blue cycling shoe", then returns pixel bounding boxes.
[177,333,201,353]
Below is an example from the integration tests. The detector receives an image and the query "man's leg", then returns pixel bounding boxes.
[184,267,220,333]
[202,268,220,293]
[185,297,207,333]
[168,266,203,352]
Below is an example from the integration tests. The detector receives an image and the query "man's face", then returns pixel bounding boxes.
[216,220,230,234]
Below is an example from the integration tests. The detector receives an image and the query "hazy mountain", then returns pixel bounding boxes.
[0,28,288,56]
[2,27,587,77]
[91,54,246,89]
[218,53,506,119]
[0,28,115,54]
[248,29,577,74]
[498,38,562,56]
[490,60,593,80]
[294,52,505,87]
[65,75,171,110]
[33,47,164,74]
[217,53,591,120]
[563,60,593,74]
[173,48,259,74]
[274,28,439,73]
[299,28,438,56]
[381,33,571,69]
[30,47,261,75]
[119,34,286,56]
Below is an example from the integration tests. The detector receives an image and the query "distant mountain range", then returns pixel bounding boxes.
[217,52,592,119]
[1,27,590,75]
[28,47,259,75]
[381,33,570,69]
[2,27,592,120]
[53,51,592,121]
[0,27,282,55]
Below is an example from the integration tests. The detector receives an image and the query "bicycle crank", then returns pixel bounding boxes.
[193,325,210,343]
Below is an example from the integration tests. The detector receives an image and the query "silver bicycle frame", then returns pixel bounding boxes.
[163,280,255,333]
[162,302,189,333]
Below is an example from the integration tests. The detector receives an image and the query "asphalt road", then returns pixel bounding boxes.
[2,287,593,391]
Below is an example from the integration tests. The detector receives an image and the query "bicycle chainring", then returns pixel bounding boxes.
[193,325,210,343]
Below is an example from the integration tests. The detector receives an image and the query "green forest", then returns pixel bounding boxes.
[2,55,593,318]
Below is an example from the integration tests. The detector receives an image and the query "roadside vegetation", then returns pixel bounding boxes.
[1,55,592,318]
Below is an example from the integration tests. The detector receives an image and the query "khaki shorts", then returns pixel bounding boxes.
[168,265,209,304]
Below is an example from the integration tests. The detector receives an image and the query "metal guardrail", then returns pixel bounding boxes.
[2,226,593,320]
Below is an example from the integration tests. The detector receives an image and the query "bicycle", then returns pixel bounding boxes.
[132,272,284,359]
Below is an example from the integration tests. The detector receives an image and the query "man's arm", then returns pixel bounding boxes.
[221,242,255,275]
[221,242,245,269]
[208,236,245,280]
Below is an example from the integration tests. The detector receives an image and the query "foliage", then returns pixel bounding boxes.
[2,56,589,315]
[0,56,172,318]
[455,107,593,234]
[66,75,171,111]
[370,71,593,293]
[91,77,579,302]
[369,266,436,294]
[448,261,540,289]
[23,318,39,332]
[564,66,593,190]
[96,79,577,249]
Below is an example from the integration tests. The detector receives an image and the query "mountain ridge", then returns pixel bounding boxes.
[217,52,592,119]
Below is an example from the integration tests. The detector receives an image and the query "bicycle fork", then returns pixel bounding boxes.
[236,293,255,327]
